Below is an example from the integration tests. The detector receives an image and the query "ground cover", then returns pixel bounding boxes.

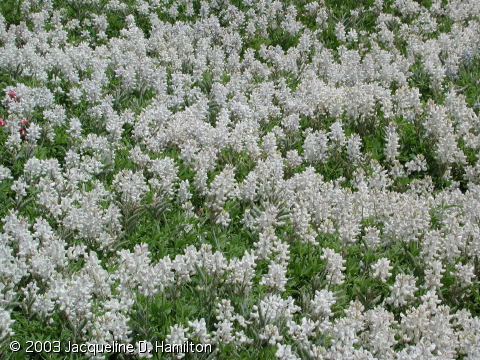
[1,0,480,359]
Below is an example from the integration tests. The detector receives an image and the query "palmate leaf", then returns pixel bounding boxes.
[10,194,35,212]
[123,205,146,235]
[130,303,158,343]
[148,196,171,220]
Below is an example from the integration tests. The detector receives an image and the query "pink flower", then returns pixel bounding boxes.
[19,118,28,140]
[8,89,19,102]
[0,118,5,127]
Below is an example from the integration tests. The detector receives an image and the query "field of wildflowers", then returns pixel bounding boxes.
[1,0,480,359]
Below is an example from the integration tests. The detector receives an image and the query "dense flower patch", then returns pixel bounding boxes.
[1,0,480,359]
